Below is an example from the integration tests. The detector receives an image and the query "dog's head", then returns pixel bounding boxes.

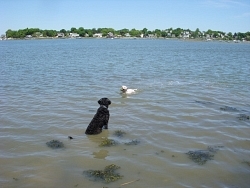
[120,86,127,93]
[98,98,111,107]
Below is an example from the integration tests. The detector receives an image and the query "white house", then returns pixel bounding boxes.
[183,31,190,38]
[69,33,79,38]
[125,33,131,37]
[148,34,155,38]
[107,32,114,38]
[57,33,65,38]
[93,33,102,38]
[206,34,211,39]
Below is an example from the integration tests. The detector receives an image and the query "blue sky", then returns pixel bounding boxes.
[1,0,250,35]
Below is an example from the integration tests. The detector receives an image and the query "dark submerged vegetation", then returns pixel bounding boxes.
[220,106,239,112]
[46,140,64,149]
[99,138,117,147]
[186,146,223,165]
[237,114,250,121]
[83,164,123,183]
[113,130,126,137]
[124,139,140,145]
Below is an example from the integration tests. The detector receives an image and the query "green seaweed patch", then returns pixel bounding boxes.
[99,138,117,147]
[207,145,223,153]
[186,150,214,165]
[220,106,239,112]
[113,130,126,137]
[195,100,213,105]
[46,140,64,149]
[124,139,140,145]
[83,164,123,183]
[237,114,250,121]
[186,146,223,165]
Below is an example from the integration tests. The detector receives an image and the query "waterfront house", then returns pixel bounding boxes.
[34,32,43,37]
[125,33,131,37]
[57,33,65,38]
[148,34,155,38]
[206,34,211,39]
[69,33,79,38]
[93,33,102,38]
[0,34,6,40]
[183,31,190,39]
[107,32,114,38]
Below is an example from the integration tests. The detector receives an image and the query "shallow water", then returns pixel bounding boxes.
[1,38,250,187]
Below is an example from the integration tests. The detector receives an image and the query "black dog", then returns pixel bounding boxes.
[85,98,111,135]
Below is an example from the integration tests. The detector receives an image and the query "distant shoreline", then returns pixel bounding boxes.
[2,37,249,43]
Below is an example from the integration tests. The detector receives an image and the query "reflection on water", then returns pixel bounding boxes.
[93,149,109,159]
[86,130,110,159]
[86,130,109,144]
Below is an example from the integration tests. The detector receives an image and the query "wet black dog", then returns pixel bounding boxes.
[85,98,111,135]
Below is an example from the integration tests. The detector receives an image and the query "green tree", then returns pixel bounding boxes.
[12,31,19,38]
[60,29,67,34]
[161,30,167,37]
[227,32,232,40]
[42,29,57,37]
[96,28,102,33]
[17,29,26,38]
[206,29,213,35]
[117,28,129,36]
[245,32,250,41]
[6,29,14,38]
[237,32,246,40]
[154,29,162,37]
[78,27,85,37]
[213,31,219,38]
[85,29,93,37]
[101,28,108,36]
[100,28,115,37]
[172,28,183,37]
[142,28,148,36]
[191,28,200,38]
[91,28,97,34]
[129,28,141,37]
[70,27,77,33]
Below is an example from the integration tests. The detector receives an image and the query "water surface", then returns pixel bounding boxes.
[1,38,250,187]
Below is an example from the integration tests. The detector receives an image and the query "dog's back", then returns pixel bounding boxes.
[120,85,137,94]
[126,88,137,94]
[85,98,111,135]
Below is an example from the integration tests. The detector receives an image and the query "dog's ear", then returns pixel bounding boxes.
[107,99,111,105]
[98,99,102,105]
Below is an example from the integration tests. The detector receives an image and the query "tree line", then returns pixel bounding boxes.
[5,27,250,41]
